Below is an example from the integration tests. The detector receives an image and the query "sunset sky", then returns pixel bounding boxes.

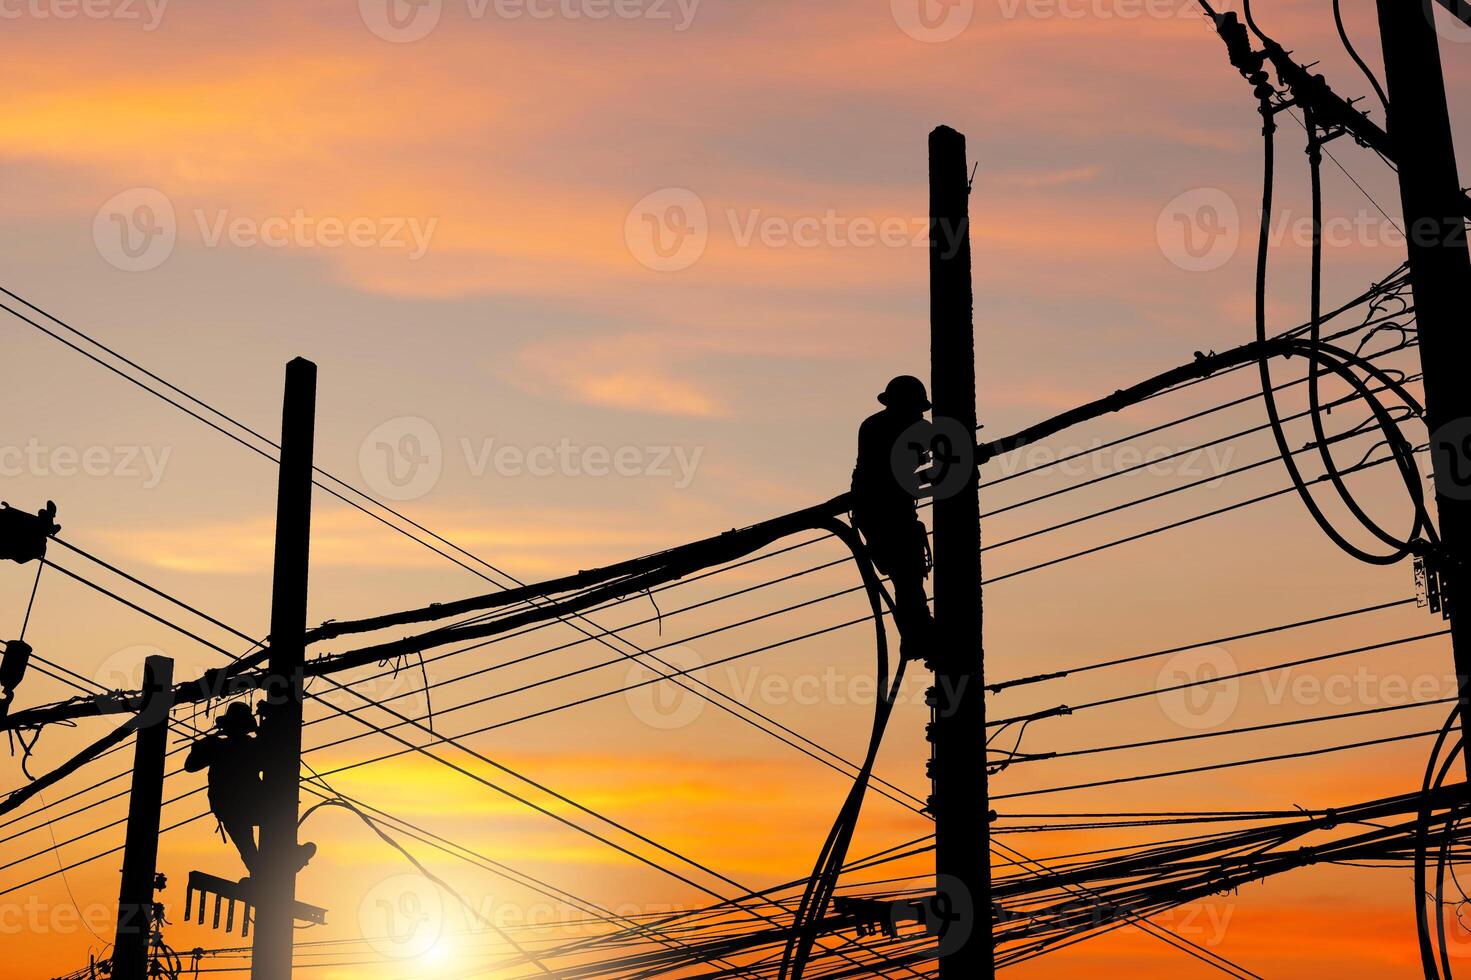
[2,0,1470,976]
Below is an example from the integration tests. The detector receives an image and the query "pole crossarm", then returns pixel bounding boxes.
[1200,0,1471,221]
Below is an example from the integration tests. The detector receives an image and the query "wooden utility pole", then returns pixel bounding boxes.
[112,654,173,980]
[927,124,994,979]
[252,358,318,979]
[1375,0,1471,780]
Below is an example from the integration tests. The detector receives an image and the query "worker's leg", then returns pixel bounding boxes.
[891,573,934,663]
[217,806,259,878]
[853,516,932,662]
[892,519,934,662]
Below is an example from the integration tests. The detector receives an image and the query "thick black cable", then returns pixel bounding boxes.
[1332,0,1390,112]
[780,519,905,980]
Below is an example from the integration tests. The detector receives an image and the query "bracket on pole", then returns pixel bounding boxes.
[185,871,327,937]
[834,894,988,940]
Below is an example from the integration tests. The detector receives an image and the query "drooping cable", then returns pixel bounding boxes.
[1251,89,1435,568]
[779,518,907,980]
[1332,0,1390,113]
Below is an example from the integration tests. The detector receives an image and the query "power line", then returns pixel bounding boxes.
[1007,696,1457,765]
[990,628,1449,730]
[993,727,1444,801]
[1,263,1435,977]
[4,566,922,980]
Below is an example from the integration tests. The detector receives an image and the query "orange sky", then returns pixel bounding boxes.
[2,0,1470,976]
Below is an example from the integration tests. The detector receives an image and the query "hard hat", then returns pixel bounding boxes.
[877,375,931,411]
[216,701,257,736]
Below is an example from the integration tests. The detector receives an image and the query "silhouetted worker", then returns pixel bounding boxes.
[851,375,936,662]
[185,701,315,879]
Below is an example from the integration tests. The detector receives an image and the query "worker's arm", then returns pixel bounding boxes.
[183,735,220,772]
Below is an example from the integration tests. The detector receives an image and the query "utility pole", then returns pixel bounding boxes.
[1374,0,1471,780]
[252,358,317,980]
[927,124,994,979]
[112,654,173,980]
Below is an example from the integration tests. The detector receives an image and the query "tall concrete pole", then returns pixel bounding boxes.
[1375,0,1471,779]
[928,124,994,979]
[252,358,317,979]
[112,655,173,980]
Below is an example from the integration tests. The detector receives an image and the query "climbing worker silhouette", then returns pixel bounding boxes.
[184,701,315,880]
[851,375,936,663]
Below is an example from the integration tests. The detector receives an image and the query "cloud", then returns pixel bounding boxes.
[93,502,684,577]
[506,332,728,417]
[308,749,879,875]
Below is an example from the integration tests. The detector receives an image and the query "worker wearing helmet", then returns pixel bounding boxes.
[185,701,315,879]
[851,375,936,662]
